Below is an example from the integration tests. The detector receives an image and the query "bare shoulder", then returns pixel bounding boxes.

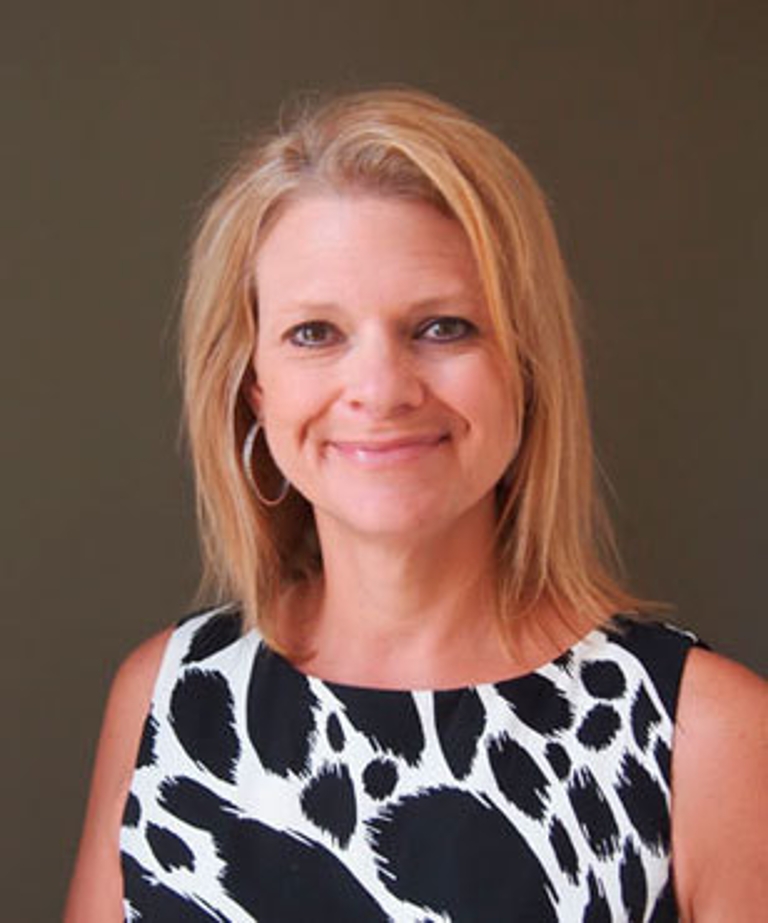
[64,627,173,922]
[673,647,768,921]
[93,627,174,776]
[110,627,173,719]
[680,646,767,709]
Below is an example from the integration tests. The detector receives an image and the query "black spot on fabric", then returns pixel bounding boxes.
[581,660,626,700]
[159,777,236,833]
[545,741,571,780]
[122,792,140,828]
[549,817,579,884]
[300,764,357,848]
[553,649,574,672]
[568,768,619,859]
[158,778,388,922]
[367,788,557,922]
[121,853,227,921]
[577,704,621,751]
[616,755,670,853]
[248,646,319,776]
[136,714,158,768]
[655,738,672,786]
[632,685,661,751]
[620,838,648,922]
[609,617,707,721]
[434,688,486,780]
[363,758,398,800]
[182,610,242,664]
[326,713,345,752]
[147,822,196,872]
[648,879,677,922]
[495,674,573,734]
[488,734,550,819]
[583,870,611,923]
[170,669,240,782]
[178,606,231,627]
[329,686,424,766]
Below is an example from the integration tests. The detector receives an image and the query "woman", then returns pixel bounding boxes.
[66,88,766,921]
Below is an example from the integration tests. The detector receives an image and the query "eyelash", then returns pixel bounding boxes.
[285,316,477,348]
[416,316,477,342]
[286,321,340,348]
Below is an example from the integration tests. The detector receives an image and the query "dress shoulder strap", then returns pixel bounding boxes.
[607,616,709,721]
[145,605,247,722]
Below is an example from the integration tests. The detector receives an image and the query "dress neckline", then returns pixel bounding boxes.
[253,618,618,696]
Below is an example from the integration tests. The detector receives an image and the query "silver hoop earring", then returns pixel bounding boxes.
[241,422,291,507]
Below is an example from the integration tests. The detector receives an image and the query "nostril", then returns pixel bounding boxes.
[342,345,426,415]
[344,367,426,416]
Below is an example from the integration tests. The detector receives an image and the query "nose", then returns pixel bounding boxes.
[343,331,426,418]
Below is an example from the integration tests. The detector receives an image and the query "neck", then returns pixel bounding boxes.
[287,499,522,687]
[324,528,497,636]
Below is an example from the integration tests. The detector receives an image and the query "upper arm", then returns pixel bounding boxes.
[63,628,172,923]
[672,647,768,922]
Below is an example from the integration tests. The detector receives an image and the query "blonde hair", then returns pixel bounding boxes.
[181,87,644,645]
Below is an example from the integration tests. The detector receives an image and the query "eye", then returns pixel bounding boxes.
[417,316,477,342]
[285,320,342,348]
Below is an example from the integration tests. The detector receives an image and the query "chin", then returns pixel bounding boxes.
[317,487,493,544]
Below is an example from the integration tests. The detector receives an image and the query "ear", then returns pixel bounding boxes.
[243,363,262,420]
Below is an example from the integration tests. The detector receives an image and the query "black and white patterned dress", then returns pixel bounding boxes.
[120,607,703,922]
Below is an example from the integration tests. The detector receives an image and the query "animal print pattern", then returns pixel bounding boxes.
[120,608,702,921]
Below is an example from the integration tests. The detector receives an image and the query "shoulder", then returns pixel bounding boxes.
[677,646,767,729]
[672,647,768,920]
[111,627,174,717]
[104,605,245,749]
[88,624,177,806]
[66,606,246,921]
[92,627,175,806]
[675,647,767,783]
[64,626,173,921]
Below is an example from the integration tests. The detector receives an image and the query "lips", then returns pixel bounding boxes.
[327,433,449,465]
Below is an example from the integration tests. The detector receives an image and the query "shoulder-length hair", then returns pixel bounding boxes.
[181,87,644,646]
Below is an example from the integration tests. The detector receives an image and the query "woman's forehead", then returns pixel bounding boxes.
[253,193,483,307]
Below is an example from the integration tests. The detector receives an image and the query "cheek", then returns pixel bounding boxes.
[261,402,311,446]
[481,397,520,456]
[254,357,305,423]
[442,362,518,430]
[258,381,328,465]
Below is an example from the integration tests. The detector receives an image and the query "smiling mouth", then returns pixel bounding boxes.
[328,434,450,465]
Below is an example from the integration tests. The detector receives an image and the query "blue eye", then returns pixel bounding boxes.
[286,321,341,348]
[417,316,477,342]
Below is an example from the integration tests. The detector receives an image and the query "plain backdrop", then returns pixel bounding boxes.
[2,2,765,918]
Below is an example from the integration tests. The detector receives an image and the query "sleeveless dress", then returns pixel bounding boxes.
[120,607,704,922]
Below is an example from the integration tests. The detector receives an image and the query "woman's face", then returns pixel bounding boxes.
[251,193,520,543]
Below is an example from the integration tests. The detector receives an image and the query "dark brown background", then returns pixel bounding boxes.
[2,2,765,917]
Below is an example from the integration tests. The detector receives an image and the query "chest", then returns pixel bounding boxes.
[121,628,678,921]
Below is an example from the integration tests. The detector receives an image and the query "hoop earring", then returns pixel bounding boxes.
[241,422,291,507]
